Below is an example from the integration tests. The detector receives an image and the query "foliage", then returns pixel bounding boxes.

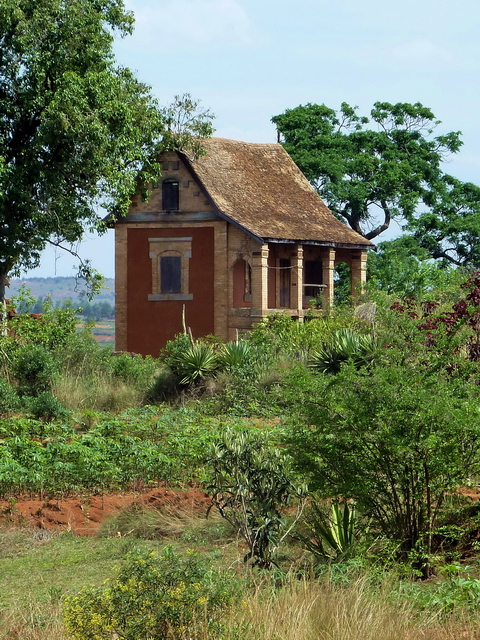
[272,102,480,266]
[8,288,79,350]
[170,342,219,385]
[160,93,215,159]
[408,564,480,616]
[0,0,165,301]
[0,377,19,412]
[366,237,463,298]
[25,391,69,421]
[161,333,193,368]
[389,270,480,374]
[299,500,358,563]
[109,352,157,388]
[12,344,57,396]
[309,328,379,374]
[218,340,253,373]
[0,1,215,302]
[63,546,240,640]
[285,340,480,572]
[207,429,306,568]
[0,407,271,494]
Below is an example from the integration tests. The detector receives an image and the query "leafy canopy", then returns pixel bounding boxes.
[272,102,480,266]
[0,0,213,300]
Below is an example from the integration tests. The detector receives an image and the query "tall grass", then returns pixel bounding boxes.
[53,373,144,412]
[2,573,479,639]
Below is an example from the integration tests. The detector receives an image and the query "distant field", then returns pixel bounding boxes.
[8,276,115,304]
[79,319,115,348]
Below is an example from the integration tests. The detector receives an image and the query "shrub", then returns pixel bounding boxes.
[26,391,69,421]
[12,344,57,396]
[309,328,379,374]
[0,377,19,413]
[217,340,254,374]
[63,546,240,639]
[207,429,306,568]
[170,342,218,385]
[109,352,157,387]
[286,356,480,574]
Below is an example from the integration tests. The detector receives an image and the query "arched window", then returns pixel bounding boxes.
[162,180,179,211]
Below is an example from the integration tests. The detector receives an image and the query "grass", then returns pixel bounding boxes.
[53,373,143,411]
[2,507,480,640]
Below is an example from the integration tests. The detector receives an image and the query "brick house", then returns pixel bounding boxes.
[114,137,373,356]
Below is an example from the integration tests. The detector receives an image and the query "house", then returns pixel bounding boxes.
[114,137,373,356]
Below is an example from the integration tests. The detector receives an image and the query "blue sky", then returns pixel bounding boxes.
[25,0,480,280]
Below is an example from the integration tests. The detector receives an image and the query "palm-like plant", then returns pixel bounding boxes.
[309,328,379,374]
[301,500,357,562]
[218,340,252,372]
[171,343,218,385]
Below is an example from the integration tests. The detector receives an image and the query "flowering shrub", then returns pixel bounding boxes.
[63,546,241,639]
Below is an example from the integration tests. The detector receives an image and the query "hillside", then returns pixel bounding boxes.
[7,276,115,304]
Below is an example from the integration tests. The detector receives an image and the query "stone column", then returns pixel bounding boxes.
[251,244,269,322]
[291,244,304,315]
[350,249,368,299]
[321,247,335,308]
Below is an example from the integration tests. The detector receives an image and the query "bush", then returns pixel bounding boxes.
[207,429,306,568]
[12,344,57,396]
[109,352,157,387]
[0,377,19,413]
[63,546,240,639]
[26,391,69,421]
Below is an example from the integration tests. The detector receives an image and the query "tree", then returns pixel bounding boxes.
[0,0,214,306]
[367,237,462,298]
[272,102,480,265]
[286,301,480,573]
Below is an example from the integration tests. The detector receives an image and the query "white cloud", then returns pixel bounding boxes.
[125,0,253,49]
[391,38,453,65]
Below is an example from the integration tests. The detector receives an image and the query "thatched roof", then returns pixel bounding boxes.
[182,138,373,248]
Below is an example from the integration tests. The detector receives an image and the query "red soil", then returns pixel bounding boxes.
[0,487,212,537]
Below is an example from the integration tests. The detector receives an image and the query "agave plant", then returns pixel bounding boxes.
[217,340,252,372]
[309,328,379,374]
[301,500,357,562]
[171,342,218,385]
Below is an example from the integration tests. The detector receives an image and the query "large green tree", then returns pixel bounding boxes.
[0,0,212,305]
[272,102,480,266]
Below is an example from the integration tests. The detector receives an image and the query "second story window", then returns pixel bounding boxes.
[162,180,179,211]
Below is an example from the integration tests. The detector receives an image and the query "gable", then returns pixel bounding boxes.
[125,150,218,223]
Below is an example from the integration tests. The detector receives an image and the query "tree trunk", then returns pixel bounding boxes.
[0,268,10,333]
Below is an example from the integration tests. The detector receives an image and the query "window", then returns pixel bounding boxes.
[148,237,193,301]
[160,256,181,293]
[162,181,179,211]
[304,260,323,297]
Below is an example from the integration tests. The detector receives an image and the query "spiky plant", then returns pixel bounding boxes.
[171,343,218,385]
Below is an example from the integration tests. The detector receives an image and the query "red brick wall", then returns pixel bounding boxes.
[126,227,215,356]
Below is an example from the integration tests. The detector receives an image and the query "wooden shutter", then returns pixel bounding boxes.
[162,181,179,210]
[161,256,181,293]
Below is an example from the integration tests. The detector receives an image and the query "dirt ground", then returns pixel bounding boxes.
[0,487,212,536]
[1,486,479,539]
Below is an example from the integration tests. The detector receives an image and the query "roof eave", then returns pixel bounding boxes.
[262,237,374,250]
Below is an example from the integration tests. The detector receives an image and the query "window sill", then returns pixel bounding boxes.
[148,293,193,301]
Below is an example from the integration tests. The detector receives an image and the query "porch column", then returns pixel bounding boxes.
[321,248,335,308]
[251,244,269,321]
[291,244,304,314]
[350,250,367,299]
